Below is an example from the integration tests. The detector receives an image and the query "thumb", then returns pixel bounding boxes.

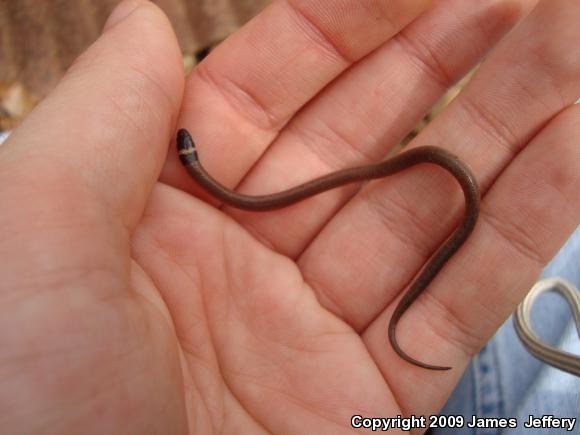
[0,0,184,234]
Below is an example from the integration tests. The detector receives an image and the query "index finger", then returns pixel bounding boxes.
[166,0,432,194]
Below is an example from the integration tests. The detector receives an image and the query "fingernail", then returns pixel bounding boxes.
[103,0,143,32]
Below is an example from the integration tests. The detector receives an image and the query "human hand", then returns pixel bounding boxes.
[1,0,579,433]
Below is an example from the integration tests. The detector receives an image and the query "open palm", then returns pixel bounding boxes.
[1,0,579,434]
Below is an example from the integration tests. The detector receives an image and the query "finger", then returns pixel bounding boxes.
[0,0,183,293]
[0,4,187,428]
[366,102,580,415]
[226,0,535,256]
[298,0,580,330]
[164,0,432,194]
[0,0,184,234]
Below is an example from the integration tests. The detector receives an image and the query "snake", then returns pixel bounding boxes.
[514,277,580,377]
[176,128,480,371]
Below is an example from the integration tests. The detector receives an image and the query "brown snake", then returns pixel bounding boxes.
[177,128,480,370]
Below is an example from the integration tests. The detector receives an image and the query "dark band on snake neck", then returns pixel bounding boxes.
[176,128,480,371]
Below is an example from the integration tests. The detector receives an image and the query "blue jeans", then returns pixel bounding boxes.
[436,227,580,434]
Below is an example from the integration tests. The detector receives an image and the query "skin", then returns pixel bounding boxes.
[1,0,580,434]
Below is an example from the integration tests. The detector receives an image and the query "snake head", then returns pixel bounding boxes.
[176,128,198,163]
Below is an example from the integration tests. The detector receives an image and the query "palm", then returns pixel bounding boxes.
[2,0,580,434]
[132,183,395,433]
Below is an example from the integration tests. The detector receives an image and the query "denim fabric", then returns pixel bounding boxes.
[0,130,9,144]
[437,227,580,434]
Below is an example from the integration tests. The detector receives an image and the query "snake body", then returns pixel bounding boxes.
[177,128,480,370]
